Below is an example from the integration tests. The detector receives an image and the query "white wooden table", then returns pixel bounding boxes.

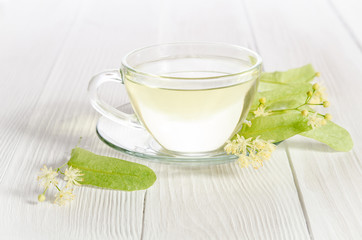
[1,0,361,239]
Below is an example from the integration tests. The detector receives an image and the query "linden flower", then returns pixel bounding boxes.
[307,112,325,129]
[37,163,84,206]
[54,188,75,206]
[224,140,237,155]
[253,105,271,117]
[37,165,58,188]
[309,85,327,104]
[237,154,251,168]
[236,135,252,154]
[253,136,275,152]
[257,149,273,161]
[251,152,264,169]
[224,135,275,169]
[225,135,252,155]
[64,166,84,187]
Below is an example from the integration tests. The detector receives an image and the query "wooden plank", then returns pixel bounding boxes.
[142,0,310,239]
[243,0,362,238]
[143,147,310,239]
[0,0,160,239]
[0,0,82,181]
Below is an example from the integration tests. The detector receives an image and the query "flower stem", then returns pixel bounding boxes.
[317,113,325,117]
[57,162,68,174]
[270,109,299,113]
[54,184,61,191]
[42,186,49,194]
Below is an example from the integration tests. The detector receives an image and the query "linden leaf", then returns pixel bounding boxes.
[300,121,353,151]
[240,64,353,153]
[251,83,312,111]
[238,111,312,142]
[68,148,156,191]
[260,64,316,84]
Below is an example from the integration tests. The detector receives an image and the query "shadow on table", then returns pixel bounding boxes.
[285,138,335,153]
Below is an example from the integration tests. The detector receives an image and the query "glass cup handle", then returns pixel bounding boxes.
[88,70,143,128]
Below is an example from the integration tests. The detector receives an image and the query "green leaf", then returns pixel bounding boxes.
[251,83,312,110]
[300,121,353,151]
[260,64,316,85]
[240,64,353,153]
[250,65,315,110]
[238,111,312,142]
[68,148,156,191]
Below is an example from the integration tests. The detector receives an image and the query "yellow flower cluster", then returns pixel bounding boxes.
[309,83,327,104]
[253,97,271,118]
[37,165,58,188]
[64,166,84,187]
[307,112,326,129]
[253,106,271,117]
[224,135,276,169]
[54,188,75,206]
[301,78,332,129]
[37,165,84,206]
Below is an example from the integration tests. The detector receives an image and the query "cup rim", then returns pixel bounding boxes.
[121,42,262,80]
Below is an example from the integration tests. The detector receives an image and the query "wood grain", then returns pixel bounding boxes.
[0,0,82,182]
[144,147,310,239]
[243,0,362,238]
[0,0,160,239]
[0,0,310,239]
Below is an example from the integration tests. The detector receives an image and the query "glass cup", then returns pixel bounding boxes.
[88,42,262,156]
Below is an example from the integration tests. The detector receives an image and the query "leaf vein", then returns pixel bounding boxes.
[68,163,141,179]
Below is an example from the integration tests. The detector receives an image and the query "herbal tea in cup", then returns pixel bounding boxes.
[88,43,262,155]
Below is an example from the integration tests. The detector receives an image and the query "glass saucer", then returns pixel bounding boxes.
[96,104,237,165]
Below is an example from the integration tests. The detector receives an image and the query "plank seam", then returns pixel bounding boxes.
[239,1,312,238]
[326,0,362,52]
[240,0,316,238]
[140,190,147,240]
[285,144,314,240]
